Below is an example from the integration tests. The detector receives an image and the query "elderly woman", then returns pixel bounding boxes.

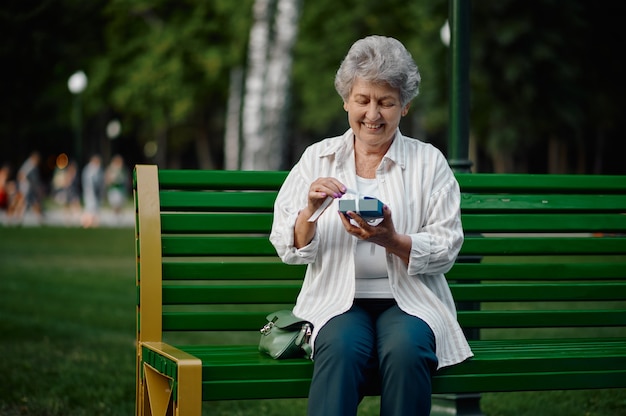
[270,35,472,416]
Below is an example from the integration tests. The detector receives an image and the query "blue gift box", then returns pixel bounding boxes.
[339,197,384,220]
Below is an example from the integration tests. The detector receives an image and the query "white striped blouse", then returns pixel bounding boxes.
[269,129,473,369]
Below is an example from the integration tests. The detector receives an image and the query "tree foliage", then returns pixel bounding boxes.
[469,0,625,172]
[1,0,624,176]
[88,0,253,167]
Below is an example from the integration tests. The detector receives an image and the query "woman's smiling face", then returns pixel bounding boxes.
[343,77,410,149]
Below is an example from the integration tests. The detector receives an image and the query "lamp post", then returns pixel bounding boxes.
[68,70,88,166]
[446,0,472,174]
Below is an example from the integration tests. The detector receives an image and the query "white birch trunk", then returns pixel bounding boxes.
[240,0,301,170]
[264,0,300,170]
[241,0,272,170]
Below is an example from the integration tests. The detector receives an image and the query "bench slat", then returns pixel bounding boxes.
[162,236,276,256]
[163,311,267,331]
[161,213,273,233]
[194,370,626,400]
[160,309,626,331]
[461,194,626,211]
[450,282,626,301]
[163,284,301,304]
[161,261,624,282]
[159,191,626,213]
[161,282,626,304]
[162,261,305,280]
[159,212,626,234]
[202,379,313,401]
[161,235,626,256]
[158,169,287,190]
[433,369,626,394]
[458,309,626,328]
[160,191,277,211]
[157,171,626,193]
[447,262,626,280]
[459,237,626,255]
[456,174,626,193]
[462,213,626,232]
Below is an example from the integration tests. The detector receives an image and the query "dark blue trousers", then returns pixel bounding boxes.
[307,299,438,416]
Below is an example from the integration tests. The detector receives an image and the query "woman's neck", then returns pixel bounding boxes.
[354,140,391,179]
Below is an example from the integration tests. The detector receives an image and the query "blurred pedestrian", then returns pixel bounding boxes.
[104,154,129,220]
[1,163,21,225]
[81,154,104,228]
[52,157,81,225]
[0,164,9,211]
[16,151,44,223]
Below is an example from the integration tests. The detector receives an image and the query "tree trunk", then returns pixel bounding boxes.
[491,148,514,173]
[195,130,213,170]
[548,136,567,174]
[264,0,300,170]
[241,0,272,170]
[240,0,301,171]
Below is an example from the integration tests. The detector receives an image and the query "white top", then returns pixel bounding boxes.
[270,129,473,369]
[353,176,393,298]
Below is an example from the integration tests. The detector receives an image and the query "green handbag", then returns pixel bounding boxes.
[259,310,312,359]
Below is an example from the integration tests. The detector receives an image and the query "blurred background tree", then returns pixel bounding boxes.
[90,0,253,169]
[469,0,624,173]
[1,0,624,185]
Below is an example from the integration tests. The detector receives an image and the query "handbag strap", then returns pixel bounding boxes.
[266,310,308,329]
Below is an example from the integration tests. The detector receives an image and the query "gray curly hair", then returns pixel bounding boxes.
[334,35,421,107]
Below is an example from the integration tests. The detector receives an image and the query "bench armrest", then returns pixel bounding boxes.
[138,341,202,416]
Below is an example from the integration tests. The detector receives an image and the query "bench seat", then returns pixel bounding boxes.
[142,338,626,402]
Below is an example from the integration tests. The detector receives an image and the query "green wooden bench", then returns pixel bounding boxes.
[133,164,626,415]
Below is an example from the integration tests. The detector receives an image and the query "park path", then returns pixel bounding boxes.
[1,207,134,228]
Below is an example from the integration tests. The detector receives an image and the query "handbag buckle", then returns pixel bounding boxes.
[260,316,278,336]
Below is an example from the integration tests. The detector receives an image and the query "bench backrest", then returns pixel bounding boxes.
[134,165,626,346]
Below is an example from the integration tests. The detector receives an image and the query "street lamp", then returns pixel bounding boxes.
[440,19,451,47]
[68,70,88,166]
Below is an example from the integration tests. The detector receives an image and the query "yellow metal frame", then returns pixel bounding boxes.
[135,165,202,416]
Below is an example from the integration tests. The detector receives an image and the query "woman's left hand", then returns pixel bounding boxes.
[338,205,411,264]
[338,204,396,245]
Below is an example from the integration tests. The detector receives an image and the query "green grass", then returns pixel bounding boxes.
[0,226,625,415]
[0,226,136,416]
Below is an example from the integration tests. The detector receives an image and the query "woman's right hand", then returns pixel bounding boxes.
[294,177,346,248]
[305,177,347,221]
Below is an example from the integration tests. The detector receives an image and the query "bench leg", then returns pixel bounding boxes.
[139,360,202,416]
[431,393,484,416]
[175,358,202,416]
[143,363,174,415]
